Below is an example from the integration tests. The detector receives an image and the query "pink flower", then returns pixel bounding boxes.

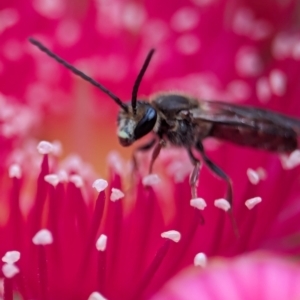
[1,0,300,299]
[152,252,300,300]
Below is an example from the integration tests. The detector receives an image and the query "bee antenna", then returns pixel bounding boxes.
[28,37,128,112]
[131,49,155,115]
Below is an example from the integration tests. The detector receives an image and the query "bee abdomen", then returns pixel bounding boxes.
[210,124,298,152]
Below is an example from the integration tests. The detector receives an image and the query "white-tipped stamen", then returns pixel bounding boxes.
[2,263,19,278]
[57,170,68,182]
[246,168,260,185]
[96,234,107,251]
[269,69,286,97]
[190,198,207,210]
[161,230,181,243]
[245,196,262,209]
[88,291,107,300]
[37,141,54,154]
[92,179,108,193]
[284,150,300,169]
[8,164,22,178]
[194,252,207,267]
[69,174,84,188]
[44,174,59,187]
[214,199,231,211]
[110,188,124,201]
[142,174,161,186]
[32,229,53,245]
[2,251,20,264]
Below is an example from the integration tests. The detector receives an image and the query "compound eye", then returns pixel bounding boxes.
[134,106,157,139]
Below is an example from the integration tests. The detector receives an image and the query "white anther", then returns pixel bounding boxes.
[8,164,22,178]
[110,188,124,201]
[190,198,207,210]
[88,291,107,300]
[44,174,59,187]
[93,179,108,193]
[214,199,231,211]
[246,168,260,185]
[281,150,300,169]
[194,252,207,267]
[69,175,84,188]
[269,69,287,97]
[37,141,54,154]
[161,230,181,243]
[32,229,53,245]
[96,234,107,251]
[245,197,262,209]
[2,251,20,264]
[142,174,161,186]
[57,170,68,182]
[2,263,19,278]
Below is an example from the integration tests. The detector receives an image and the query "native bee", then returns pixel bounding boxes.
[29,38,300,234]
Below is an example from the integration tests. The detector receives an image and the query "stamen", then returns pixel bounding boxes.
[245,196,262,209]
[193,252,207,267]
[93,179,108,193]
[44,174,59,187]
[69,174,84,188]
[96,234,107,251]
[57,170,68,182]
[8,164,22,179]
[246,168,260,185]
[281,150,300,169]
[37,141,54,154]
[110,188,124,201]
[190,198,207,210]
[161,230,181,242]
[269,69,286,97]
[142,174,160,186]
[2,251,20,264]
[214,199,231,211]
[88,292,107,300]
[32,229,53,245]
[2,264,19,278]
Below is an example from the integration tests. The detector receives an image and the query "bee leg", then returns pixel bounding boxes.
[132,138,157,172]
[187,149,202,199]
[196,141,239,238]
[149,139,166,174]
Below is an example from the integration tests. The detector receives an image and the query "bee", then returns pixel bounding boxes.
[29,38,300,235]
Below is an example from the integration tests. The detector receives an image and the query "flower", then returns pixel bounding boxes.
[1,0,300,299]
[152,252,300,300]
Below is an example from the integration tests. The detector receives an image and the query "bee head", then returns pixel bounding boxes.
[117,101,157,146]
[28,38,156,147]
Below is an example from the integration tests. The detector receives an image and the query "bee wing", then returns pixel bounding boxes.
[191,101,300,134]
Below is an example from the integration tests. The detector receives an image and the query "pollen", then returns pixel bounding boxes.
[37,141,54,155]
[2,251,20,264]
[246,168,260,185]
[190,198,207,210]
[214,199,231,211]
[8,163,22,178]
[245,197,262,210]
[32,229,53,245]
[161,230,181,243]
[142,174,161,186]
[96,234,107,252]
[69,174,84,188]
[2,263,19,278]
[44,174,60,187]
[193,252,207,267]
[110,188,124,201]
[88,291,107,300]
[93,179,108,192]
